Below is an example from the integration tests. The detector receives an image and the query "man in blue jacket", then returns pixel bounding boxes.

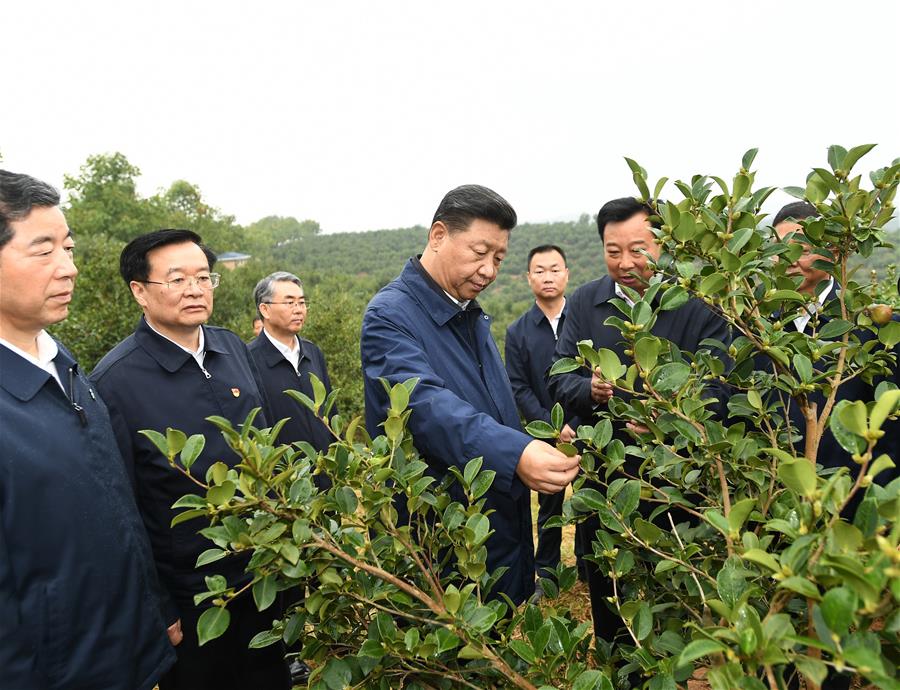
[361,184,581,605]
[90,229,289,690]
[548,197,731,643]
[505,244,585,593]
[0,170,175,689]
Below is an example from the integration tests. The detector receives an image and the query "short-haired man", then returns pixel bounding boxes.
[249,272,334,458]
[90,229,289,690]
[505,245,585,593]
[0,171,175,689]
[361,185,580,605]
[549,197,731,643]
[768,201,898,485]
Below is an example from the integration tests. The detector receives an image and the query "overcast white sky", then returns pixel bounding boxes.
[2,0,898,234]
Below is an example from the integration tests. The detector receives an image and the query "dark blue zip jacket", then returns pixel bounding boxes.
[90,318,269,621]
[1,339,175,690]
[361,258,535,605]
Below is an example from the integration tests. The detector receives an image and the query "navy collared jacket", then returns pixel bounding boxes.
[361,258,535,604]
[1,340,175,690]
[90,318,269,620]
[506,300,580,428]
[549,275,731,424]
[248,332,334,453]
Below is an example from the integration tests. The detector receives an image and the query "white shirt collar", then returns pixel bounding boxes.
[145,320,206,367]
[794,277,835,333]
[0,330,64,389]
[443,290,471,310]
[264,328,301,372]
[613,282,637,308]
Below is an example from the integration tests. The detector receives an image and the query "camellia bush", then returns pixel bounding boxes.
[156,146,899,689]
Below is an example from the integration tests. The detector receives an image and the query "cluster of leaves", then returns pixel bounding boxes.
[150,378,609,690]
[541,146,900,688]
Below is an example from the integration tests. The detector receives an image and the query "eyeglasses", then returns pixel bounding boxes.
[264,299,310,309]
[530,268,564,277]
[140,273,220,291]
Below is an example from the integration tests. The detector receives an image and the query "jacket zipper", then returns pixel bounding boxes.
[69,367,88,426]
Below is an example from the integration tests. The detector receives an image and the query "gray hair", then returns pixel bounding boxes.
[0,170,61,249]
[253,271,304,319]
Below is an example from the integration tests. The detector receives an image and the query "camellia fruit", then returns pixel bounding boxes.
[867,303,894,326]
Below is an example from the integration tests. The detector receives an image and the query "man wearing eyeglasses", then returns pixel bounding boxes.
[505,244,586,598]
[249,271,334,458]
[90,229,289,690]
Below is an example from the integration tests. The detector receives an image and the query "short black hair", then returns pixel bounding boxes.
[596,197,656,241]
[0,170,61,249]
[527,244,567,270]
[432,184,517,234]
[120,228,217,284]
[772,201,817,227]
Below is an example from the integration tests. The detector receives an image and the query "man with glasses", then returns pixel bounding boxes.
[90,229,289,690]
[505,244,586,598]
[247,271,333,686]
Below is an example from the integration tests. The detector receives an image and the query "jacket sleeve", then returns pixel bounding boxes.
[90,373,181,627]
[547,294,595,422]
[0,518,51,690]
[505,324,551,425]
[362,309,531,496]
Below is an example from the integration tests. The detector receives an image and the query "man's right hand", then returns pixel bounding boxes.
[591,368,613,404]
[168,619,183,646]
[516,440,580,494]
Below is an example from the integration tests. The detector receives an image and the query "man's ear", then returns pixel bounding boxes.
[259,303,271,320]
[428,221,449,252]
[130,281,149,308]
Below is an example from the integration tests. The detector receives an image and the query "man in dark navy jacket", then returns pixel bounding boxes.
[0,170,174,690]
[361,185,581,606]
[90,230,289,690]
[548,197,731,643]
[249,271,334,457]
[505,245,585,591]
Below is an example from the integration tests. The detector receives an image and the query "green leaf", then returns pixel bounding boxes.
[878,320,900,348]
[322,658,352,690]
[166,428,187,457]
[207,481,236,506]
[634,337,660,370]
[548,357,580,376]
[677,638,727,665]
[463,457,483,486]
[196,548,226,567]
[841,143,876,173]
[717,558,749,609]
[699,273,727,297]
[817,319,854,340]
[139,429,168,456]
[389,382,410,413]
[253,574,278,611]
[334,486,358,514]
[727,498,756,535]
[310,373,327,409]
[597,348,626,380]
[747,389,763,410]
[209,461,229,486]
[742,548,780,573]
[197,606,231,646]
[870,389,900,433]
[778,576,821,600]
[572,670,614,690]
[651,362,691,393]
[741,148,759,170]
[659,285,689,311]
[792,354,813,383]
[820,587,857,636]
[793,656,827,686]
[525,420,557,439]
[180,434,205,470]
[778,458,817,498]
[837,400,868,437]
[509,639,535,664]
[550,403,564,431]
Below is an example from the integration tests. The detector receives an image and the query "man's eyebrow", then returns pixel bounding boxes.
[28,235,54,246]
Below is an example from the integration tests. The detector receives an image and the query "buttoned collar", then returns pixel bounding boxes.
[0,334,76,402]
[260,328,306,369]
[134,317,229,373]
[403,257,484,326]
[528,298,567,326]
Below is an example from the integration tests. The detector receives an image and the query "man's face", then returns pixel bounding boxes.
[775,221,831,295]
[131,241,213,333]
[260,280,307,337]
[428,219,509,301]
[0,206,77,337]
[603,212,661,293]
[527,249,568,301]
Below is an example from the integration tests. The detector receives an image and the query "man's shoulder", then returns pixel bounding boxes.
[89,335,141,383]
[506,308,533,338]
[365,276,414,319]
[204,325,248,352]
[569,277,609,305]
[299,336,325,358]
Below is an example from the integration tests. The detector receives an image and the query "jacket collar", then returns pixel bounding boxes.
[253,331,308,368]
[133,317,229,373]
[401,257,483,327]
[0,337,76,402]
[592,275,618,306]
[528,299,567,326]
